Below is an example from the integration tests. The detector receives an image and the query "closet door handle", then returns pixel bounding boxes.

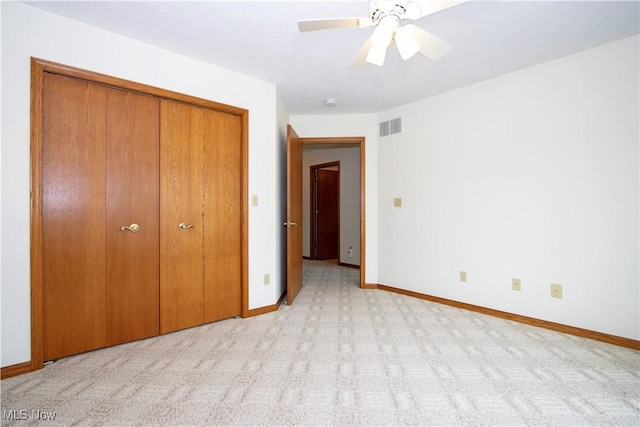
[120,223,140,232]
[283,221,298,227]
[179,223,195,230]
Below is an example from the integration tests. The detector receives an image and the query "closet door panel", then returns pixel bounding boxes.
[160,100,205,333]
[203,110,243,322]
[42,74,107,360]
[106,90,160,345]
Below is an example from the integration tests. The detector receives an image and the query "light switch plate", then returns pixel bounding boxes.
[251,195,259,207]
[394,198,402,207]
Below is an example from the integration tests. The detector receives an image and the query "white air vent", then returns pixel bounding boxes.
[379,117,402,137]
[379,121,390,137]
[389,117,402,134]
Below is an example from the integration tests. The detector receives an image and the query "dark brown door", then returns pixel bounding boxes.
[286,125,303,305]
[313,169,340,260]
[160,100,205,333]
[203,109,243,322]
[106,89,160,346]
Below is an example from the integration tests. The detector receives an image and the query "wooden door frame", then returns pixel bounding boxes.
[30,57,249,371]
[301,137,366,288]
[310,161,340,260]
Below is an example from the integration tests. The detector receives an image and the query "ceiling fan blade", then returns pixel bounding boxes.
[297,18,373,32]
[404,24,452,61]
[349,39,373,70]
[404,0,469,20]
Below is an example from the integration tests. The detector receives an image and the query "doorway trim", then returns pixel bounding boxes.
[301,137,366,288]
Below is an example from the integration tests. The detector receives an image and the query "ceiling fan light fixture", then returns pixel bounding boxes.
[297,0,467,69]
[366,42,388,66]
[394,25,420,60]
[369,16,397,47]
[366,15,397,66]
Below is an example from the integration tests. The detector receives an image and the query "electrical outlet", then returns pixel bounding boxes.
[348,246,353,258]
[459,271,467,282]
[263,273,270,285]
[512,278,522,291]
[551,283,563,299]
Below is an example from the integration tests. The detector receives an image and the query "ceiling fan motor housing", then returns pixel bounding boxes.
[370,1,408,25]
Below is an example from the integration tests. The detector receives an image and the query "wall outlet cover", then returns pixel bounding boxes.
[512,278,522,291]
[551,283,563,299]
[460,271,467,282]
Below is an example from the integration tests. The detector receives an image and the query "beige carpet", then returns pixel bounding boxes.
[1,260,639,426]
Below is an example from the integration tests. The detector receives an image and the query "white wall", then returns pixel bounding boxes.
[377,35,639,340]
[289,115,379,285]
[1,2,282,367]
[302,147,361,265]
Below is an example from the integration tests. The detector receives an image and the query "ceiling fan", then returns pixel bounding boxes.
[297,0,468,68]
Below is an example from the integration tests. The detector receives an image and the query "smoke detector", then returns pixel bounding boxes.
[324,98,337,107]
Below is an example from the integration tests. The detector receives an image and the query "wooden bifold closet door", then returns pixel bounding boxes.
[41,71,243,361]
[42,74,159,361]
[105,86,160,346]
[159,100,242,334]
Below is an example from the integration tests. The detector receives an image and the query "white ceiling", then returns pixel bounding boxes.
[24,0,639,115]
